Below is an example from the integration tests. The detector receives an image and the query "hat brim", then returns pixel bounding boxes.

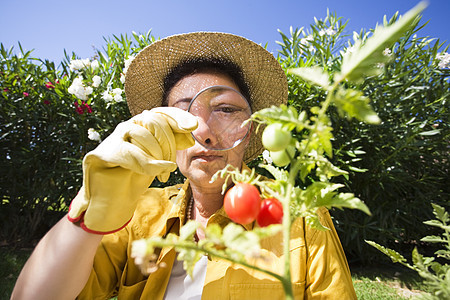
[125,32,288,162]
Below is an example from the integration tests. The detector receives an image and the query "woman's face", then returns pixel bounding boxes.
[167,72,250,190]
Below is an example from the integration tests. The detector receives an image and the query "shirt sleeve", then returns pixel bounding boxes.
[304,207,357,299]
[77,228,129,299]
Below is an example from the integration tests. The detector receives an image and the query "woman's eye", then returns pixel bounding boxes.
[216,106,240,113]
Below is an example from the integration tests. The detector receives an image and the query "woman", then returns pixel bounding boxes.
[12,32,356,299]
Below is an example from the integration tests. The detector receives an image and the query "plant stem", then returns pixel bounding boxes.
[149,240,286,283]
[281,180,295,300]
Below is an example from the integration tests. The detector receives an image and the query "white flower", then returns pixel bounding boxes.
[102,91,113,102]
[112,88,124,102]
[436,52,450,69]
[262,150,273,164]
[112,88,122,96]
[85,86,93,95]
[91,60,99,70]
[92,75,102,88]
[319,27,336,37]
[325,27,337,36]
[300,35,313,45]
[383,48,392,57]
[69,58,91,71]
[67,77,82,95]
[68,76,93,100]
[114,93,123,102]
[123,55,135,74]
[88,128,101,142]
[120,73,126,84]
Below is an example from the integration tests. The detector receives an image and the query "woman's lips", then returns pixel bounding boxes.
[192,154,222,162]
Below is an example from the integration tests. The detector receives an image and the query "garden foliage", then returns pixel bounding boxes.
[0,31,154,245]
[367,203,450,299]
[276,8,449,262]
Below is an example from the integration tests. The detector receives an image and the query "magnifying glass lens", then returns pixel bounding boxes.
[188,86,252,150]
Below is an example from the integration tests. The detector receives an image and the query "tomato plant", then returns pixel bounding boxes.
[270,145,296,167]
[262,123,292,151]
[224,182,261,224]
[257,198,283,227]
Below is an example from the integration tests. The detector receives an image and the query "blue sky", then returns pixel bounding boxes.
[1,0,448,63]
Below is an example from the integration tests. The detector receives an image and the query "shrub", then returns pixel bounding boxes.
[277,11,449,262]
[0,31,158,246]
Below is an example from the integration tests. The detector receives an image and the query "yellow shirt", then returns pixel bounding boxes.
[78,180,357,299]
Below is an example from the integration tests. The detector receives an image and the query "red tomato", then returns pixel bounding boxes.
[224,183,261,225]
[257,198,284,227]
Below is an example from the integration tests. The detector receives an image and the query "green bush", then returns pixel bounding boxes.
[277,11,449,262]
[0,32,157,246]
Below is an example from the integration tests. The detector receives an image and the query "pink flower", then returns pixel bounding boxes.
[45,82,55,89]
[3,88,9,93]
[43,100,50,105]
[74,100,93,114]
[23,92,29,97]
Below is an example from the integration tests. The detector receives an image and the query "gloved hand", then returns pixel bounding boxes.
[68,107,198,234]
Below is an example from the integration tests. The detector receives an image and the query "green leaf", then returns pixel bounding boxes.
[305,213,329,231]
[411,247,424,266]
[288,67,330,89]
[431,203,449,223]
[419,129,440,136]
[177,246,204,278]
[347,166,368,173]
[222,223,261,259]
[316,157,348,180]
[420,235,446,244]
[337,2,427,83]
[334,88,381,124]
[366,240,408,264]
[423,220,450,231]
[330,193,371,215]
[259,164,289,182]
[179,220,199,241]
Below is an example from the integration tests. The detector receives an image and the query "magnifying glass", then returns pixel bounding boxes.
[188,85,252,151]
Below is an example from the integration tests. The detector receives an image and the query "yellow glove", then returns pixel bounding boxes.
[68,107,197,234]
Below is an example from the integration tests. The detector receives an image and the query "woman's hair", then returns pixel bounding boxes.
[162,57,251,106]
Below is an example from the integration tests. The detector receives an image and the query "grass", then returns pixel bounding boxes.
[1,247,428,299]
[0,247,32,300]
[351,264,428,299]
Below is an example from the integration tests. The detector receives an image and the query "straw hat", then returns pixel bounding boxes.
[125,32,288,162]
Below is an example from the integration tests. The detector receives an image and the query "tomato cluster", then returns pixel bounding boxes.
[224,183,283,227]
[262,123,294,167]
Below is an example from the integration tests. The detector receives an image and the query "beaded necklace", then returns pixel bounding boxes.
[186,195,199,242]
[186,195,195,222]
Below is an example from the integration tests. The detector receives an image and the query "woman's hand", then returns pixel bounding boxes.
[68,107,198,234]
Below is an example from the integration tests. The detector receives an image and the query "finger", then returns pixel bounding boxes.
[122,123,164,160]
[114,142,177,176]
[173,132,195,150]
[131,114,177,162]
[151,107,198,133]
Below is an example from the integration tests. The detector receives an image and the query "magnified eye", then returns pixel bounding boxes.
[188,85,252,151]
[215,105,241,114]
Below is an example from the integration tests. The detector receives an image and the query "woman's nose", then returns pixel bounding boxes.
[193,116,220,148]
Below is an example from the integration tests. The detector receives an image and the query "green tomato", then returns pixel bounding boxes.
[262,123,292,152]
[270,145,296,167]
